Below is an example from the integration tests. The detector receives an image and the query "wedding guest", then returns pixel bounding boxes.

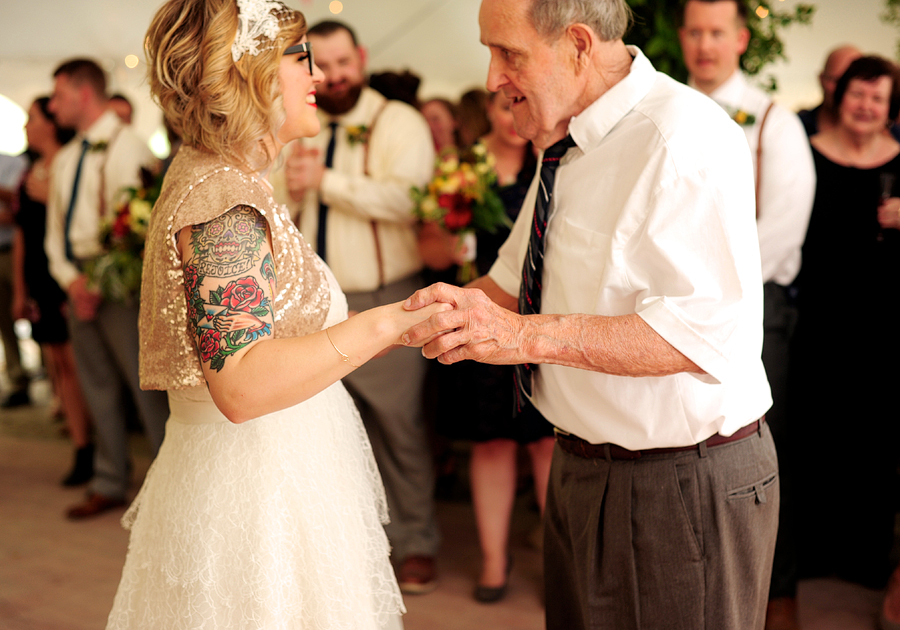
[456,88,490,148]
[45,58,169,519]
[12,96,94,486]
[404,0,776,627]
[678,2,816,626]
[418,91,551,603]
[788,54,900,597]
[0,151,30,408]
[798,45,862,137]
[420,98,459,153]
[272,19,440,594]
[108,93,133,125]
[106,0,447,626]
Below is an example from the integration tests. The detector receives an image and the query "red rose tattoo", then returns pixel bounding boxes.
[220,277,264,312]
[198,329,222,362]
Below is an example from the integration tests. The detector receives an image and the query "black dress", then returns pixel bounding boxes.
[432,150,554,444]
[14,168,69,344]
[787,147,900,589]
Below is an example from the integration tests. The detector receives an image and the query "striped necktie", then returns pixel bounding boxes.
[514,134,575,409]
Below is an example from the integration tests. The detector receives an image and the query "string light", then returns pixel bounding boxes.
[756,6,769,18]
[329,1,342,14]
[124,54,139,69]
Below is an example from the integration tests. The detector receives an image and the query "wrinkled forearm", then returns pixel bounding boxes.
[519,312,702,377]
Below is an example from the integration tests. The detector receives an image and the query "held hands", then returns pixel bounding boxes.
[400,283,525,365]
[284,143,325,202]
[878,197,900,230]
[67,274,102,322]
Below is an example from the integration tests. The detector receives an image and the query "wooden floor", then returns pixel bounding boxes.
[0,374,891,630]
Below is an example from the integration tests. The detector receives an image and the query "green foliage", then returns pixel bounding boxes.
[625,0,815,91]
[881,0,900,59]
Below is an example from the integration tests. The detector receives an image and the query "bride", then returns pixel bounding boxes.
[105,0,447,627]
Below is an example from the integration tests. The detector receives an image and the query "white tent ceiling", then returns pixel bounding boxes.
[0,0,491,150]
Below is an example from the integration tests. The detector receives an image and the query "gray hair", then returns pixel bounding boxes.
[529,0,632,42]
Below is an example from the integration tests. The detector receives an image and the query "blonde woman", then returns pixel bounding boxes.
[105,0,446,627]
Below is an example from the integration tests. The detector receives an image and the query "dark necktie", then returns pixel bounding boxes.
[316,121,338,262]
[514,134,576,408]
[64,138,92,262]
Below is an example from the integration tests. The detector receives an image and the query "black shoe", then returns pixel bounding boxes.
[61,445,95,487]
[1,389,31,408]
[474,554,512,603]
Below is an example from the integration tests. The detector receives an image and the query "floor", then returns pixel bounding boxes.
[0,336,892,630]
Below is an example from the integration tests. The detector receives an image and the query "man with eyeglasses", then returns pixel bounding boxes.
[271,21,440,595]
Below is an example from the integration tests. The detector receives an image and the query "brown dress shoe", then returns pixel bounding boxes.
[66,493,126,520]
[765,596,801,630]
[397,555,437,594]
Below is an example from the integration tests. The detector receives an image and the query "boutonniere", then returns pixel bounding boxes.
[345,124,370,147]
[89,140,109,153]
[731,110,756,126]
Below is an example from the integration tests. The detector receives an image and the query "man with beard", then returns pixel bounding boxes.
[274,20,439,594]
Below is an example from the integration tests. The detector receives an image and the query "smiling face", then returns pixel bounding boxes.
[838,76,893,138]
[421,100,458,152]
[679,0,749,95]
[479,0,579,149]
[308,28,366,115]
[487,92,527,148]
[277,37,324,145]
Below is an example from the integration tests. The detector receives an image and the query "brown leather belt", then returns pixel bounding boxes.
[554,418,764,460]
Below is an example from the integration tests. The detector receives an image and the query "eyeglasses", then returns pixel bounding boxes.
[283,42,313,75]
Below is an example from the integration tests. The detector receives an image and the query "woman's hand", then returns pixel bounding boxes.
[878,197,900,230]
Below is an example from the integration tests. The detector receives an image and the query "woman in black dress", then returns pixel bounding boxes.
[12,97,93,485]
[788,57,900,607]
[419,92,554,603]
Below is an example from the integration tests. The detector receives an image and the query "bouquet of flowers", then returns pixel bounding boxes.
[411,141,509,283]
[83,167,161,303]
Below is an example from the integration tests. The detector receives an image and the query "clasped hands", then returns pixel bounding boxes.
[400,282,527,366]
[878,197,900,231]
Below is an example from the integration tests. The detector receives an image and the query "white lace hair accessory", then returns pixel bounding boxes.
[231,0,290,62]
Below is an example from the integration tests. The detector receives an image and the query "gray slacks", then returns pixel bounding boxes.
[544,422,779,630]
[343,274,439,560]
[68,301,169,500]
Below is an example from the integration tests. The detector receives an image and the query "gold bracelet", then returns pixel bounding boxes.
[325,327,361,368]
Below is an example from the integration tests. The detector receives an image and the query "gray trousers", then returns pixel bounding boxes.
[343,274,439,560]
[68,301,169,500]
[544,422,779,630]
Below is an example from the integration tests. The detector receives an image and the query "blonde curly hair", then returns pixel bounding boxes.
[145,0,306,170]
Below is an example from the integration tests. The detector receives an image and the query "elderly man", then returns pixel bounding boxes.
[271,21,439,593]
[403,0,777,628]
[678,2,815,627]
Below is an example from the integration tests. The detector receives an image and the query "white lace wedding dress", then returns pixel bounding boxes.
[106,268,405,629]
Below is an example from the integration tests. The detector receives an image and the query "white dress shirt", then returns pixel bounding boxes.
[703,71,816,286]
[45,110,153,289]
[490,48,772,450]
[272,87,434,293]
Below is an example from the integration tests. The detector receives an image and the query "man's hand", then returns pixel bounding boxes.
[68,274,102,322]
[401,282,526,365]
[284,143,325,202]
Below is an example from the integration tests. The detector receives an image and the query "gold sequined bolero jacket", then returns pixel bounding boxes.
[139,146,330,391]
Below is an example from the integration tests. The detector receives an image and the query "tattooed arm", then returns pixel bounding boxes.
[179,205,449,423]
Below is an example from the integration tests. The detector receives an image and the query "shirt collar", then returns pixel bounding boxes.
[568,46,656,154]
[81,109,121,145]
[690,70,745,111]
